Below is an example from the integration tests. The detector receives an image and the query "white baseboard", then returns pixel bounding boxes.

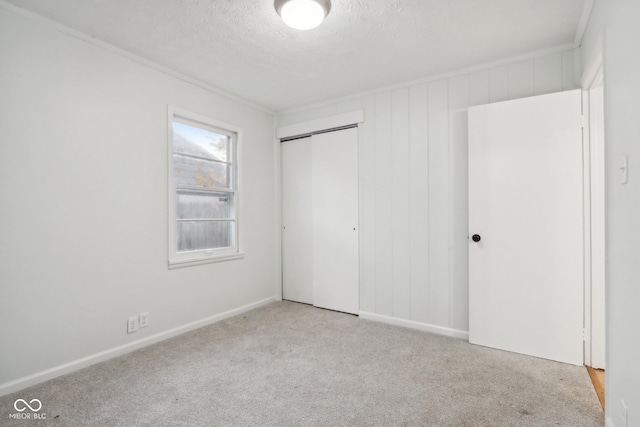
[359,311,469,340]
[0,296,278,397]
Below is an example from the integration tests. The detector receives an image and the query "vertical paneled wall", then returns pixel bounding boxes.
[278,49,578,334]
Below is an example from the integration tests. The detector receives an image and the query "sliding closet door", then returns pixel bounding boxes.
[281,127,359,314]
[311,128,359,314]
[281,137,313,304]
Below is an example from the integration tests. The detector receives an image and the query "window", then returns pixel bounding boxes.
[168,108,243,267]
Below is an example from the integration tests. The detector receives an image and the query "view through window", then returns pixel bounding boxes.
[168,110,241,266]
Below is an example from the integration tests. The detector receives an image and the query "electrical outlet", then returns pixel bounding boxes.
[127,315,139,334]
[139,312,149,328]
[621,399,628,427]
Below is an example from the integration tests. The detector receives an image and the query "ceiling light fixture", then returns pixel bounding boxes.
[274,0,331,31]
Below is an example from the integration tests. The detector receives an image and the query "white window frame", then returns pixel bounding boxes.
[168,106,244,268]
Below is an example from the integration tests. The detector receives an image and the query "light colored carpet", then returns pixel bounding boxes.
[1,301,603,426]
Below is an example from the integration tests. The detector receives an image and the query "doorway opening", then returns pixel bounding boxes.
[584,66,606,409]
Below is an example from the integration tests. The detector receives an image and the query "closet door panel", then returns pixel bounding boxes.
[312,128,359,314]
[281,137,313,304]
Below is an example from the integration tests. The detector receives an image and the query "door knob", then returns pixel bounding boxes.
[472,234,481,242]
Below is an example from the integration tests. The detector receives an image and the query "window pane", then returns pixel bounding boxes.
[172,122,229,162]
[177,191,233,219]
[176,221,236,252]
[172,154,231,189]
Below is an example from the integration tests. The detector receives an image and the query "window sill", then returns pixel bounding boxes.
[168,251,245,269]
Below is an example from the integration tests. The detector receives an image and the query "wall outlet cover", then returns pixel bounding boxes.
[621,399,628,427]
[127,316,139,334]
[139,312,149,328]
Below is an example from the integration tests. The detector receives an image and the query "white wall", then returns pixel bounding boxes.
[0,6,277,393]
[582,1,640,426]
[278,49,579,336]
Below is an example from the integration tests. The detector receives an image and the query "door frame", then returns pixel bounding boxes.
[583,66,606,369]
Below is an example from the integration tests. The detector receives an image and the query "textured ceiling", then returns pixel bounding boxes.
[5,0,589,112]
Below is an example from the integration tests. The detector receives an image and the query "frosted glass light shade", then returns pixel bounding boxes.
[275,0,331,30]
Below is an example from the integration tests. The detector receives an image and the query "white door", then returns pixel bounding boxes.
[468,90,584,366]
[281,128,359,314]
[312,128,359,314]
[281,137,313,305]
